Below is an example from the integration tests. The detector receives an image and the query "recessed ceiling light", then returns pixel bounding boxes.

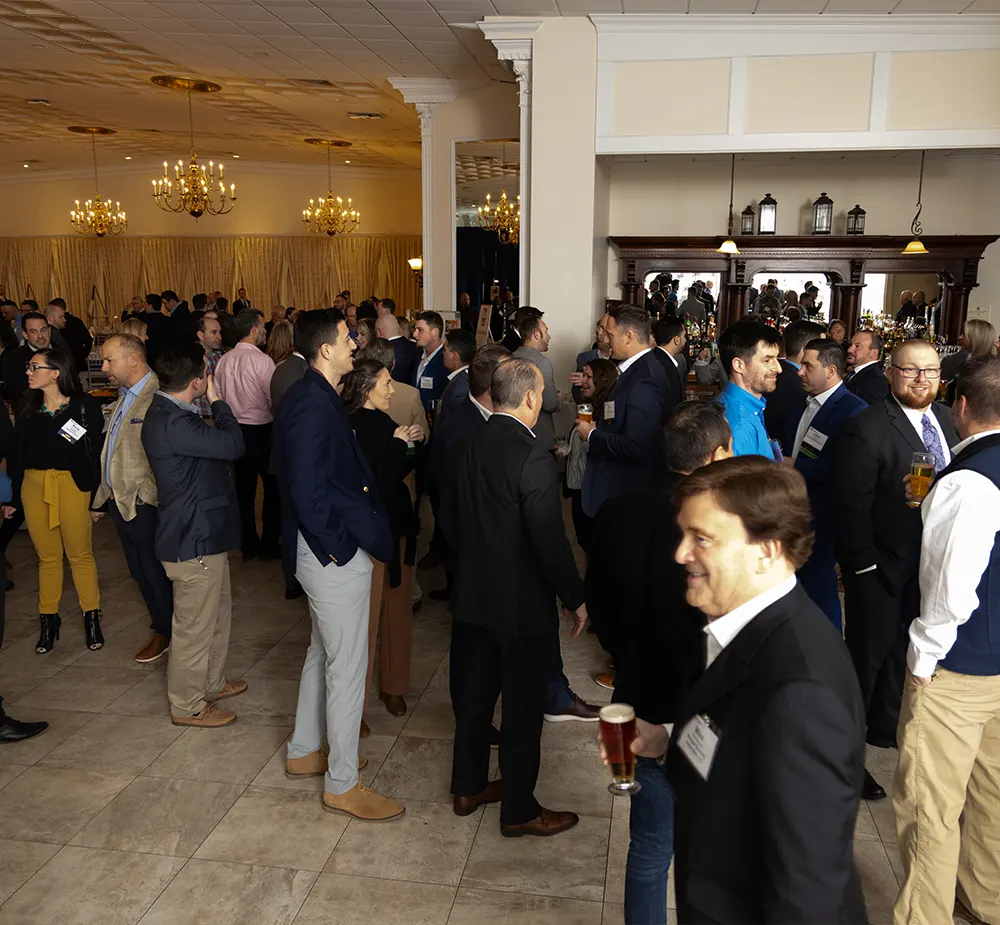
[25,98,49,105]
[124,156,131,160]
[30,43,45,49]
[345,159,350,163]
[22,164,29,168]
[232,154,240,158]
[348,112,384,121]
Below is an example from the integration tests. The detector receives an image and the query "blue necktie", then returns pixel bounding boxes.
[921,414,946,474]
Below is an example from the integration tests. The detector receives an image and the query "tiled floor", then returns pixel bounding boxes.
[0,521,908,924]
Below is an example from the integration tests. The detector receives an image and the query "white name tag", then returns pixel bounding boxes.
[420,376,434,390]
[803,426,828,451]
[604,400,615,421]
[58,418,87,444]
[677,714,721,781]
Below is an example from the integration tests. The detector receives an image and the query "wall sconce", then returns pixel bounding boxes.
[407,256,424,287]
[758,193,777,235]
[741,205,755,236]
[811,192,833,235]
[846,204,866,236]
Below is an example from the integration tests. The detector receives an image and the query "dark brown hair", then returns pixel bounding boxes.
[341,358,388,413]
[956,356,1000,423]
[585,357,617,421]
[673,455,814,570]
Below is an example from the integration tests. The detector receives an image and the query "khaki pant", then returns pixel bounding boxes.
[894,668,1000,925]
[162,553,232,717]
[365,543,413,706]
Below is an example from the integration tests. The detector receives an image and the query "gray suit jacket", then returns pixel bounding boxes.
[513,343,560,451]
[270,353,308,413]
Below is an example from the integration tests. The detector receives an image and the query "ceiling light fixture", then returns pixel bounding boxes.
[302,138,360,236]
[67,126,127,238]
[717,153,740,256]
[22,164,28,168]
[25,98,49,105]
[150,76,235,219]
[124,155,131,160]
[478,140,519,246]
[903,150,928,255]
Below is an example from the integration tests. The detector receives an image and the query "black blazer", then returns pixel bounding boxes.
[141,394,245,562]
[501,328,522,353]
[668,584,867,924]
[437,368,470,425]
[845,362,890,405]
[650,347,684,412]
[389,336,420,387]
[763,358,806,455]
[62,314,94,372]
[441,414,584,637]
[833,396,957,592]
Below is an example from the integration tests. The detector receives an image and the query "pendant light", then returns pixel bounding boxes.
[717,154,740,256]
[902,151,928,255]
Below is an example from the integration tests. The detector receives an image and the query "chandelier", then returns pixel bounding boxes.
[302,138,361,236]
[478,140,520,245]
[68,126,127,237]
[150,76,235,219]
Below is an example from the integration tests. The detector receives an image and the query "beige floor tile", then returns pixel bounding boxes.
[542,720,605,753]
[0,845,184,925]
[142,723,291,784]
[70,776,244,857]
[294,873,455,925]
[0,838,60,905]
[196,786,347,870]
[67,620,167,672]
[361,703,409,738]
[374,735,496,804]
[0,763,28,790]
[15,666,144,713]
[38,713,184,776]
[0,633,93,669]
[103,670,168,717]
[604,804,628,904]
[401,691,456,740]
[139,858,317,925]
[0,708,97,766]
[855,801,880,840]
[600,903,676,925]
[885,840,904,887]
[868,793,899,845]
[449,888,604,924]
[0,661,63,701]
[218,676,299,726]
[462,807,608,902]
[535,748,614,820]
[326,799,480,887]
[245,639,307,680]
[0,767,134,843]
[855,838,901,924]
[249,732,391,793]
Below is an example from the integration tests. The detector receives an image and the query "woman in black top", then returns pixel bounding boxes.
[11,348,105,653]
[342,358,424,718]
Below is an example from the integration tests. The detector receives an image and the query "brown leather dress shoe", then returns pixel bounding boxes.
[134,633,170,664]
[453,779,502,816]
[359,719,370,738]
[593,671,615,691]
[500,807,579,838]
[207,679,248,701]
[380,692,407,717]
[171,703,236,728]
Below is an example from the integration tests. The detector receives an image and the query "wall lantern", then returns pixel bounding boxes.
[758,193,777,235]
[846,204,866,236]
[741,205,756,236]
[811,192,833,235]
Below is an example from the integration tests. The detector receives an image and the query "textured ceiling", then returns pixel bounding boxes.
[455,140,520,207]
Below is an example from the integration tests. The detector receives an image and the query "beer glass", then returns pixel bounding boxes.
[577,403,593,424]
[908,451,936,508]
[600,704,641,795]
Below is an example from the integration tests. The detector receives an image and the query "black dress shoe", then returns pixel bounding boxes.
[0,699,48,744]
[862,768,887,801]
[285,580,304,601]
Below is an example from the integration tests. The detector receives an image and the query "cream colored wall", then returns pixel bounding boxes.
[0,164,422,237]
[613,59,730,137]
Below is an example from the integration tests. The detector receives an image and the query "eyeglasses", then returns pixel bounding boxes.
[25,363,56,372]
[892,365,941,380]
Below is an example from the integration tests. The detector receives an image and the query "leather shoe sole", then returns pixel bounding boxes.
[501,808,579,838]
[453,779,502,816]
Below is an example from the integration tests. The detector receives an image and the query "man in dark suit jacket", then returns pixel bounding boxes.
[141,341,246,729]
[162,289,193,342]
[376,314,420,387]
[438,329,474,425]
[442,358,587,837]
[45,300,93,373]
[834,339,957,800]
[273,308,402,823]
[651,315,687,411]
[579,306,669,518]
[845,329,890,405]
[764,319,824,455]
[786,339,866,629]
[1,312,74,403]
[412,311,450,413]
[635,458,867,924]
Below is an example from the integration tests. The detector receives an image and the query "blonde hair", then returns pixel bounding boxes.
[266,320,294,364]
[966,318,998,360]
[121,317,147,342]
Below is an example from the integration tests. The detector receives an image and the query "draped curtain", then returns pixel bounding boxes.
[0,235,422,328]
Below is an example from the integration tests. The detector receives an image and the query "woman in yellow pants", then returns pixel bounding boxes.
[11,346,106,653]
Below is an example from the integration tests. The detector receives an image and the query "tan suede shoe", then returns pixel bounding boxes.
[171,703,236,728]
[286,747,368,779]
[322,783,404,822]
[207,679,248,701]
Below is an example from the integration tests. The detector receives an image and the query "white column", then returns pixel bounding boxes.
[415,102,434,309]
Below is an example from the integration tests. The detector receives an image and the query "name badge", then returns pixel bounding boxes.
[799,426,828,459]
[58,418,87,444]
[677,714,721,781]
[604,400,615,421]
[420,376,434,390]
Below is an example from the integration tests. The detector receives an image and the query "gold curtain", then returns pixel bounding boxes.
[0,235,422,327]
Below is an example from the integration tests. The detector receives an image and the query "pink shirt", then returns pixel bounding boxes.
[215,342,276,425]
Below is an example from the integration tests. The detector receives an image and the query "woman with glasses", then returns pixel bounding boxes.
[10,348,105,653]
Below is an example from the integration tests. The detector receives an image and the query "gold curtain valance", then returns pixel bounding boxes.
[0,235,423,328]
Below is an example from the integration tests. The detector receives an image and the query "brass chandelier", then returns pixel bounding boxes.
[150,76,235,219]
[68,126,127,237]
[302,138,361,236]
[478,141,519,245]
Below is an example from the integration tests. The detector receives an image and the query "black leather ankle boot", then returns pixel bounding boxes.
[84,610,104,650]
[35,614,60,654]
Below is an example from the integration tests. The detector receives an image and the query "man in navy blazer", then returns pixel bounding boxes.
[845,329,890,406]
[376,314,420,386]
[787,338,866,629]
[578,306,669,518]
[273,308,402,823]
[412,311,450,413]
[437,329,475,426]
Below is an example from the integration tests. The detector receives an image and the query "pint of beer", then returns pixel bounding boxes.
[600,704,641,795]
[577,403,594,424]
[908,451,936,508]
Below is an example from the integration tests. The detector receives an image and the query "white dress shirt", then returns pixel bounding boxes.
[704,573,798,668]
[448,365,468,381]
[415,343,443,383]
[908,429,1000,678]
[657,345,679,368]
[792,381,843,459]
[893,395,952,468]
[616,346,652,377]
[851,360,879,376]
[470,394,491,420]
[492,411,534,437]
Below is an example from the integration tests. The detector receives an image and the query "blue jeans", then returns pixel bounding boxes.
[544,635,574,712]
[625,756,675,925]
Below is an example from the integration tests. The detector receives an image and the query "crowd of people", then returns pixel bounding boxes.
[0,282,998,925]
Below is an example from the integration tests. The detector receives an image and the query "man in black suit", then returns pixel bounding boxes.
[161,289,193,341]
[375,314,419,386]
[232,288,253,314]
[762,319,823,456]
[845,329,890,405]
[895,289,919,323]
[618,457,866,923]
[443,358,586,837]
[141,342,247,729]
[1,312,70,403]
[834,339,957,801]
[438,329,474,425]
[651,315,686,411]
[45,299,92,372]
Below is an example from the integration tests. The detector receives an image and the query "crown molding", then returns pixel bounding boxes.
[589,13,1000,34]
[479,19,541,61]
[388,78,484,105]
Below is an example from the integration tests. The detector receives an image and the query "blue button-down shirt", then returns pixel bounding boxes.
[719,381,772,458]
[104,371,152,487]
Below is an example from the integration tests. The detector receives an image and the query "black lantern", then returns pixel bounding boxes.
[811,192,833,235]
[741,205,755,235]
[758,193,777,235]
[847,203,866,236]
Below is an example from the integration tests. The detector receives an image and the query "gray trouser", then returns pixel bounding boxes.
[288,534,373,794]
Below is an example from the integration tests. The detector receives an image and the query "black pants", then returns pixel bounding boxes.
[843,569,915,747]
[451,621,548,826]
[233,423,281,557]
[109,502,173,639]
[0,507,25,553]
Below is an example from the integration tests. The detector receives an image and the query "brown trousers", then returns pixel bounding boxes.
[365,541,413,705]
